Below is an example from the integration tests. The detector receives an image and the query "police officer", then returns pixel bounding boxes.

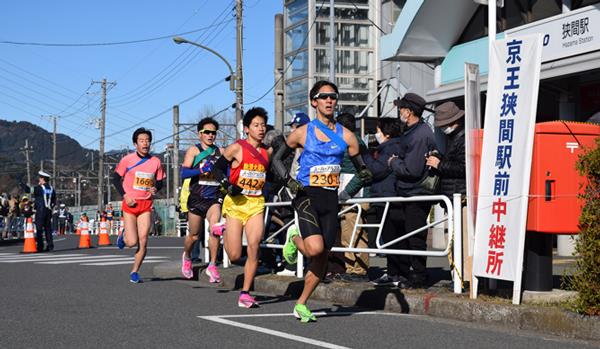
[20,171,56,252]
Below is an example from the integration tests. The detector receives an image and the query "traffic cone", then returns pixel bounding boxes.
[78,221,91,249]
[98,217,111,246]
[21,217,38,254]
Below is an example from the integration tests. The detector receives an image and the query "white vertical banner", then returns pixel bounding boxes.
[472,34,543,305]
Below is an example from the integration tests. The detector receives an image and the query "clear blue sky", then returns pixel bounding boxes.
[0,0,281,152]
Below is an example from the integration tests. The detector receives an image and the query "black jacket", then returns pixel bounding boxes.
[389,120,437,197]
[438,127,466,198]
[364,137,403,199]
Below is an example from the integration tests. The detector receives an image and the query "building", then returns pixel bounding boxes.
[381,0,600,123]
[280,0,382,126]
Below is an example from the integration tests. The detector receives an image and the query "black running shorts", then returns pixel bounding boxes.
[292,186,340,249]
[187,195,222,217]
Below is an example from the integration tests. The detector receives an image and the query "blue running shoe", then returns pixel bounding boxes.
[130,272,141,283]
[117,232,125,250]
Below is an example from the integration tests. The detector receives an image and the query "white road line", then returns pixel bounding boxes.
[215,311,386,319]
[39,256,167,265]
[0,255,122,263]
[198,316,350,349]
[81,260,166,266]
[0,254,85,261]
[100,246,181,250]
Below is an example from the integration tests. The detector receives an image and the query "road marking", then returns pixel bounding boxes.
[40,256,167,265]
[198,311,410,348]
[199,315,350,349]
[0,255,121,263]
[100,246,181,250]
[0,254,85,261]
[81,260,166,266]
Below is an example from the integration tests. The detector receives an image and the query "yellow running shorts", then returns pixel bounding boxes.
[221,194,265,225]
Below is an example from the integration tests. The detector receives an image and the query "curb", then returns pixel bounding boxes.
[153,261,600,341]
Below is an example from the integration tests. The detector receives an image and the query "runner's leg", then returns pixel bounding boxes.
[242,213,264,292]
[183,211,203,259]
[123,212,139,248]
[223,216,243,262]
[296,235,327,305]
[206,204,222,264]
[131,211,151,273]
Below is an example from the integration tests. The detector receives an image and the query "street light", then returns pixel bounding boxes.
[172,36,242,139]
[172,36,235,92]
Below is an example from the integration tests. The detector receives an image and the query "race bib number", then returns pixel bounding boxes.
[133,171,155,191]
[309,164,341,187]
[237,170,266,196]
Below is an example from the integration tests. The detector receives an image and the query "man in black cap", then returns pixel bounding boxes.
[20,171,56,252]
[387,92,437,288]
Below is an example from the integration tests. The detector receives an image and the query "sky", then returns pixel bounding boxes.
[0,0,281,153]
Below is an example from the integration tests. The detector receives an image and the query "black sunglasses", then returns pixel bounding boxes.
[313,92,338,100]
[199,129,217,135]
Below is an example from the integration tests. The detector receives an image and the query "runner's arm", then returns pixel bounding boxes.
[112,172,125,197]
[345,128,373,184]
[272,129,304,194]
[155,179,164,192]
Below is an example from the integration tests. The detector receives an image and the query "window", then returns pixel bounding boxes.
[285,23,308,53]
[316,6,370,20]
[315,49,371,76]
[572,0,600,9]
[286,0,308,27]
[315,22,371,47]
[285,50,308,80]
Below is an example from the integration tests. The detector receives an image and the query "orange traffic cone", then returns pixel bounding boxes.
[21,217,38,253]
[78,220,91,249]
[98,217,111,246]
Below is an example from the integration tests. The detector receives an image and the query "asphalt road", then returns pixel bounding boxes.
[0,236,597,349]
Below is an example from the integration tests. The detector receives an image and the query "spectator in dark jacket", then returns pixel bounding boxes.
[364,117,405,285]
[426,101,466,199]
[387,93,437,288]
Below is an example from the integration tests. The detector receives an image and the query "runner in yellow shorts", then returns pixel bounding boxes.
[213,107,272,308]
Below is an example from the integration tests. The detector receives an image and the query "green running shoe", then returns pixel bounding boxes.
[293,304,316,323]
[283,225,299,265]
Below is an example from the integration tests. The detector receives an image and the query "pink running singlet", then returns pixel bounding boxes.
[115,153,165,200]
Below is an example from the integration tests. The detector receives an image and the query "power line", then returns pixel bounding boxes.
[0,20,236,47]
[244,0,326,106]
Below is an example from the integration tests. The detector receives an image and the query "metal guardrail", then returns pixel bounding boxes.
[197,193,463,294]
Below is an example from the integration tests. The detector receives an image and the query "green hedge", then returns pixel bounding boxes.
[572,137,600,315]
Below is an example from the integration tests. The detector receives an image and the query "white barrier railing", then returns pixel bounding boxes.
[199,193,463,294]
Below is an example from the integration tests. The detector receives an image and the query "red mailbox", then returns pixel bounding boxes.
[526,121,600,234]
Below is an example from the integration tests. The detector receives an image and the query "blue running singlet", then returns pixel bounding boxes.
[297,120,346,190]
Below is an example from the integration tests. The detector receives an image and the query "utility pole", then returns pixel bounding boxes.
[20,139,33,184]
[92,78,116,211]
[235,0,244,135]
[274,14,285,130]
[77,173,82,211]
[329,0,335,83]
[172,105,180,205]
[106,164,111,204]
[41,115,60,178]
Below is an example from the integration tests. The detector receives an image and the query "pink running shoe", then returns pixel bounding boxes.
[238,293,259,308]
[211,222,226,237]
[205,264,221,283]
[181,253,193,279]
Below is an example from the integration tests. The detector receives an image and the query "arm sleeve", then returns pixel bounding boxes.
[271,143,294,181]
[155,179,164,192]
[213,156,231,183]
[180,166,202,179]
[112,172,125,196]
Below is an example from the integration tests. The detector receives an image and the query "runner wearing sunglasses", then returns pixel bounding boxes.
[180,117,225,282]
[213,107,272,308]
[113,128,165,283]
[272,80,373,322]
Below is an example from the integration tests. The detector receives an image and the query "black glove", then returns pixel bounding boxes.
[357,168,373,185]
[219,178,242,196]
[286,177,304,195]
